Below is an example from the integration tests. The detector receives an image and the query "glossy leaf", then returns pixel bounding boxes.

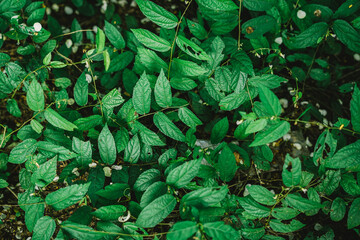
[98,124,116,165]
[155,69,172,108]
[32,216,56,240]
[27,80,44,111]
[210,117,229,144]
[217,145,237,182]
[44,108,77,131]
[132,28,171,52]
[250,121,290,147]
[166,159,201,188]
[153,112,185,142]
[133,72,151,115]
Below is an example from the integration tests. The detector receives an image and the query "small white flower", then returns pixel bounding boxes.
[53,176,59,182]
[279,98,289,108]
[243,184,251,197]
[130,0,137,7]
[85,74,92,83]
[305,123,311,128]
[65,39,73,48]
[118,0,128,7]
[11,15,19,20]
[283,133,291,141]
[52,4,59,12]
[305,137,313,147]
[89,162,97,168]
[236,120,243,125]
[140,18,151,24]
[0,33,2,40]
[33,22,42,32]
[301,188,308,193]
[72,168,80,176]
[101,1,108,13]
[315,103,320,108]
[314,223,323,231]
[111,165,123,170]
[64,6,74,15]
[323,118,329,126]
[300,101,309,106]
[280,53,285,58]
[319,109,327,117]
[67,98,75,105]
[103,167,112,177]
[85,61,90,69]
[93,25,99,33]
[118,211,131,222]
[310,152,314,157]
[297,10,306,19]
[72,45,78,53]
[354,54,360,61]
[274,37,283,45]
[318,124,324,130]
[293,143,302,150]
[46,7,51,15]
[35,185,40,190]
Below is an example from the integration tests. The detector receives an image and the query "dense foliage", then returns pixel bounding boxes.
[1,0,360,239]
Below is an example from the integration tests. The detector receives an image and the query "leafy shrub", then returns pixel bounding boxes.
[1,0,360,239]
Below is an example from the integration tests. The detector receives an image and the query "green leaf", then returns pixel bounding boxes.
[187,19,207,40]
[284,194,323,212]
[72,137,92,167]
[316,170,341,196]
[238,197,271,218]
[96,28,105,53]
[158,148,177,167]
[271,207,299,220]
[0,179,9,188]
[134,169,161,192]
[248,74,287,89]
[92,205,127,221]
[269,219,305,233]
[292,22,328,48]
[7,99,21,117]
[243,0,275,11]
[172,58,207,77]
[27,8,45,26]
[325,140,360,169]
[103,50,110,71]
[330,197,346,222]
[182,186,228,208]
[30,119,43,134]
[24,198,45,232]
[106,51,134,73]
[203,221,240,240]
[44,108,77,131]
[31,157,57,188]
[114,127,129,153]
[242,15,276,39]
[258,85,281,116]
[133,72,151,115]
[136,0,178,29]
[176,35,210,61]
[9,139,37,164]
[170,77,197,91]
[166,159,201,188]
[74,72,88,106]
[351,85,360,132]
[155,69,172,108]
[140,181,167,208]
[36,141,77,161]
[178,107,202,129]
[167,221,198,240]
[96,183,129,200]
[133,121,166,146]
[219,91,249,111]
[45,183,91,211]
[217,145,237,182]
[71,19,83,43]
[250,121,290,147]
[132,28,171,52]
[104,20,125,49]
[282,154,302,187]
[196,0,238,11]
[0,53,10,67]
[74,115,103,131]
[136,194,177,228]
[61,221,106,239]
[210,117,229,144]
[348,198,360,229]
[27,80,45,111]
[137,47,167,73]
[245,119,268,134]
[247,185,276,206]
[32,216,56,240]
[98,124,116,165]
[124,134,141,163]
[102,88,124,109]
[153,112,185,142]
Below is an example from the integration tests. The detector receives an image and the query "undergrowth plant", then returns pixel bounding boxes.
[1,0,360,239]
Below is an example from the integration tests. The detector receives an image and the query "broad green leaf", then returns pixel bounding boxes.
[133,121,166,146]
[7,99,21,117]
[334,0,360,19]
[155,69,172,108]
[27,80,44,111]
[247,185,276,206]
[258,85,281,116]
[153,112,185,142]
[36,141,77,161]
[72,137,92,167]
[98,124,116,165]
[92,205,127,221]
[282,154,302,187]
[96,183,129,200]
[187,19,207,40]
[158,148,177,167]
[325,140,360,169]
[96,28,105,53]
[167,221,198,240]
[196,0,238,11]
[71,19,83,43]
[348,198,360,229]
[124,134,141,163]
[250,121,290,147]
[210,117,229,144]
[134,169,161,192]
[284,194,323,212]
[170,77,197,91]
[330,197,346,222]
[74,72,88,106]
[292,22,328,48]
[248,74,287,89]
[0,52,10,67]
[219,91,249,111]
[333,20,360,53]
[106,51,134,73]
[243,0,275,11]
[269,219,305,233]
[9,139,37,164]
[31,157,57,187]
[271,207,299,220]
[238,197,271,218]
[32,216,56,240]
[140,181,167,208]
[103,50,110,71]
[217,145,237,182]
[102,88,124,109]
[45,182,91,210]
[132,28,171,52]
[166,159,201,188]
[104,20,125,49]
[114,127,129,153]
[242,15,276,39]
[133,72,151,115]
[24,198,45,232]
[136,0,178,29]
[61,221,106,239]
[215,67,232,92]
[137,47,167,73]
[178,107,202,129]
[182,186,228,208]
[316,170,341,196]
[245,119,268,134]
[44,108,77,131]
[172,58,207,77]
[351,85,360,132]
[203,221,240,240]
[176,35,210,61]
[136,194,176,228]
[30,119,43,134]
[74,115,103,131]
